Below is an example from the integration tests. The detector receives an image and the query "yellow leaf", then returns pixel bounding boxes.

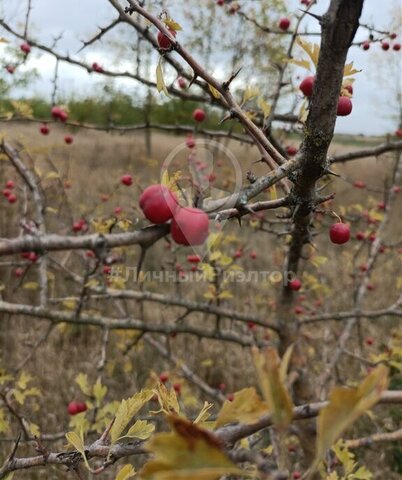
[66,431,90,470]
[0,283,5,291]
[208,84,221,99]
[111,389,154,444]
[257,97,271,119]
[308,365,389,477]
[116,219,133,231]
[46,207,59,214]
[62,299,77,310]
[126,419,155,440]
[279,344,294,384]
[27,421,40,437]
[217,290,233,300]
[343,62,361,77]
[216,387,268,428]
[115,464,136,480]
[288,57,312,71]
[153,383,180,416]
[0,37,9,43]
[164,19,182,31]
[75,373,92,396]
[252,347,294,428]
[296,37,320,67]
[91,218,116,234]
[199,264,216,282]
[23,282,39,290]
[84,279,99,288]
[310,255,328,268]
[242,86,260,104]
[17,372,33,390]
[194,402,214,424]
[156,59,169,96]
[45,171,60,180]
[93,377,107,405]
[270,184,277,201]
[140,415,243,479]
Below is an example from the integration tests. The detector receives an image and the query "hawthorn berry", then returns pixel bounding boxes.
[393,43,401,51]
[6,65,15,74]
[121,174,133,186]
[40,124,50,135]
[157,27,176,49]
[286,145,298,156]
[289,279,302,291]
[329,223,350,244]
[170,207,209,246]
[299,75,315,97]
[139,184,178,224]
[279,17,290,31]
[177,76,186,89]
[64,135,73,145]
[362,41,370,50]
[337,96,353,116]
[20,43,31,54]
[3,189,11,198]
[353,180,366,189]
[7,194,17,204]
[193,108,206,122]
[159,372,169,383]
[381,41,390,51]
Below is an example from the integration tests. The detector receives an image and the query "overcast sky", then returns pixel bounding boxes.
[1,0,401,135]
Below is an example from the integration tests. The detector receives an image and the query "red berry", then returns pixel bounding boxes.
[121,174,133,186]
[40,124,50,135]
[299,75,315,97]
[362,41,370,50]
[67,401,80,415]
[377,201,385,210]
[20,42,31,54]
[381,41,390,51]
[6,180,14,189]
[329,223,350,244]
[249,251,257,259]
[159,373,169,383]
[186,135,195,149]
[289,279,302,291]
[86,250,95,258]
[395,129,402,138]
[73,221,83,232]
[216,0,225,5]
[6,65,15,74]
[367,283,375,291]
[76,402,87,413]
[157,27,177,49]
[92,62,103,73]
[14,267,24,278]
[28,252,39,262]
[187,254,201,263]
[365,337,374,346]
[292,472,302,480]
[193,108,206,122]
[355,231,365,241]
[279,17,290,31]
[368,233,376,242]
[294,306,304,315]
[51,106,68,122]
[139,184,178,224]
[247,321,256,330]
[173,383,181,394]
[218,383,226,391]
[337,96,353,116]
[286,145,298,156]
[392,185,401,193]
[353,180,366,189]
[170,207,209,246]
[344,84,353,95]
[3,189,11,198]
[177,77,186,89]
[114,206,123,215]
[390,33,397,40]
[233,249,243,259]
[103,265,111,275]
[64,135,73,145]
[393,43,401,51]
[226,393,235,402]
[7,194,17,204]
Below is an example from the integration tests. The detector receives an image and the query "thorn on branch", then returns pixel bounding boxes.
[222,67,242,90]
[299,9,323,23]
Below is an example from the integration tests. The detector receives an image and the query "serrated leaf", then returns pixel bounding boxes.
[75,373,92,396]
[45,171,60,180]
[194,402,214,424]
[115,464,136,480]
[208,84,221,99]
[288,57,312,71]
[140,415,243,479]
[153,383,180,416]
[296,37,320,67]
[125,419,155,440]
[156,59,169,96]
[65,430,90,470]
[93,377,107,405]
[242,86,260,104]
[308,365,389,478]
[164,19,182,31]
[344,62,361,77]
[216,387,268,428]
[257,97,271,119]
[111,389,154,444]
[252,347,294,428]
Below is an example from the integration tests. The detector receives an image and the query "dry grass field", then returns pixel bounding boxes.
[0,123,401,478]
